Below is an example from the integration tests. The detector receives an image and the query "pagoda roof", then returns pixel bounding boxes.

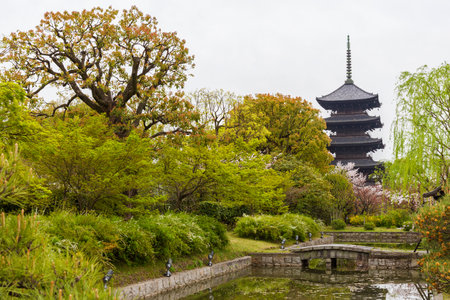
[325,114,381,125]
[330,136,383,147]
[331,158,383,169]
[317,82,378,102]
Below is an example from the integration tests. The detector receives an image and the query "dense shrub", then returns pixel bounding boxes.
[197,201,251,226]
[402,221,413,231]
[415,196,450,293]
[194,215,229,249]
[331,219,346,230]
[0,212,112,299]
[42,211,227,266]
[349,215,380,226]
[364,222,375,230]
[386,209,411,228]
[349,210,411,229]
[137,213,228,259]
[114,219,156,265]
[234,214,322,242]
[42,211,123,265]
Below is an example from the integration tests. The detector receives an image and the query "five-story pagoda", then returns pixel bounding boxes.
[316,36,384,177]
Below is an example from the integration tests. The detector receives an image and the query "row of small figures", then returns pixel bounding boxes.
[280,232,324,249]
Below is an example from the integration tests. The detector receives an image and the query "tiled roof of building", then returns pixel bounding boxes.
[317,83,378,102]
[331,158,383,168]
[330,136,383,146]
[325,114,381,124]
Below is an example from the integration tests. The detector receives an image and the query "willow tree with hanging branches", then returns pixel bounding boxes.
[389,63,450,192]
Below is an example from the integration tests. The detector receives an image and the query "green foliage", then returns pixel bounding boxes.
[190,89,240,136]
[26,113,159,215]
[113,218,156,265]
[331,219,346,230]
[364,222,375,230]
[234,214,322,242]
[0,144,51,212]
[197,201,251,226]
[223,94,332,171]
[374,209,411,228]
[0,212,112,299]
[385,209,411,228]
[0,82,39,146]
[42,211,123,265]
[349,210,411,229]
[137,213,228,259]
[325,171,355,221]
[390,63,450,189]
[193,215,228,250]
[415,195,450,292]
[156,140,288,214]
[154,141,221,211]
[1,7,197,138]
[402,221,413,231]
[286,164,333,223]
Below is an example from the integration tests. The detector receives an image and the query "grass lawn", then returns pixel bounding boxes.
[113,232,282,287]
[325,226,405,232]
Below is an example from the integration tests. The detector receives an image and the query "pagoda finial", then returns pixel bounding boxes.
[345,35,353,84]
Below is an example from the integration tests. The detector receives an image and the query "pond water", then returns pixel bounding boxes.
[154,267,437,300]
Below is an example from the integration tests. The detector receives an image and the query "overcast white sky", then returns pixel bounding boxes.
[2,0,450,161]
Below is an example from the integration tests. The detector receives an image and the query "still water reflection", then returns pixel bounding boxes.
[156,267,436,300]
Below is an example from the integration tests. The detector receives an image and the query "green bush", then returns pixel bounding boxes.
[197,201,251,226]
[402,221,413,231]
[350,215,381,226]
[0,212,112,299]
[331,219,346,230]
[234,214,322,242]
[364,222,375,230]
[374,209,411,228]
[42,211,122,265]
[42,211,226,266]
[194,215,229,249]
[387,209,411,228]
[137,213,228,259]
[349,215,364,226]
[114,218,156,265]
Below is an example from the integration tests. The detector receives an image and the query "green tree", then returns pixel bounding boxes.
[390,63,450,190]
[325,172,355,221]
[0,6,197,137]
[0,144,51,212]
[223,94,332,172]
[190,89,240,136]
[26,113,159,215]
[154,141,222,211]
[286,164,333,223]
[0,82,39,146]
[155,140,288,214]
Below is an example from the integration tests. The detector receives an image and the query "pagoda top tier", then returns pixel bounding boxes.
[316,35,380,111]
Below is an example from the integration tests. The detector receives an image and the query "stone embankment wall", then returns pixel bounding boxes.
[323,231,421,243]
[368,250,420,270]
[120,256,251,300]
[287,236,334,249]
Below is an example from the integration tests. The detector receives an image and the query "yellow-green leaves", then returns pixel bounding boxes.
[0,83,39,146]
[0,6,195,138]
[223,93,332,172]
[390,63,450,190]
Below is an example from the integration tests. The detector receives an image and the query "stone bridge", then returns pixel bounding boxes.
[251,244,422,271]
[292,244,372,270]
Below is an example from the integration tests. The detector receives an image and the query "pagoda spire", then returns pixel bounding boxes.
[345,35,353,84]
